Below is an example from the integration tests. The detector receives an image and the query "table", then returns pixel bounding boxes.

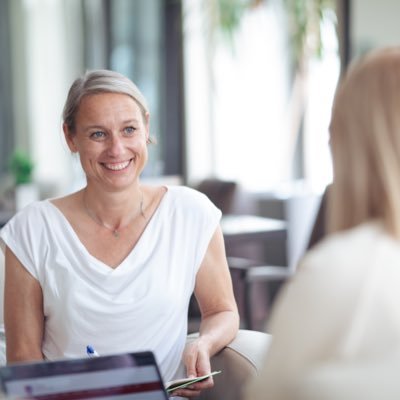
[221,214,286,245]
[220,214,288,330]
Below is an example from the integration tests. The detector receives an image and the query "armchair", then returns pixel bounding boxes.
[187,329,271,400]
[227,188,328,330]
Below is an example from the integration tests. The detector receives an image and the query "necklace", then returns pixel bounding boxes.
[83,189,146,238]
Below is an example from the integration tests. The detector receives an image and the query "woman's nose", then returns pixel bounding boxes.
[107,134,124,155]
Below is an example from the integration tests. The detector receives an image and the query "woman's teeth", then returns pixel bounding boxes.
[104,160,131,170]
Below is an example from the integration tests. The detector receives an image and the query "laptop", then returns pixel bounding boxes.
[0,351,169,399]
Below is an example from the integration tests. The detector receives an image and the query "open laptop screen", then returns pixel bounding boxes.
[0,351,168,400]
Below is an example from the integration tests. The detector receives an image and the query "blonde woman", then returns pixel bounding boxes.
[245,47,400,399]
[1,70,239,399]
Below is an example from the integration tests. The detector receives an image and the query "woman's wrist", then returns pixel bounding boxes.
[193,335,212,357]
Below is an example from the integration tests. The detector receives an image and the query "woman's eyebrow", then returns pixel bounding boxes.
[121,118,140,124]
[82,119,139,130]
[81,124,106,131]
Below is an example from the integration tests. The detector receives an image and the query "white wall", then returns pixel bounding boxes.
[352,0,400,57]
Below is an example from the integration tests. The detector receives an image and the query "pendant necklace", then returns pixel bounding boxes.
[83,190,146,238]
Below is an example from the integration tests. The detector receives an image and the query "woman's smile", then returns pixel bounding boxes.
[101,159,133,171]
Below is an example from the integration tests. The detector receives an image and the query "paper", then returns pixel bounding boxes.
[166,370,222,393]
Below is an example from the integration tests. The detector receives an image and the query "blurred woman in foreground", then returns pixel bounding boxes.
[245,47,400,400]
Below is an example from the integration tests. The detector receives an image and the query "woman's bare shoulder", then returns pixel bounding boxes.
[141,183,166,200]
[50,190,83,213]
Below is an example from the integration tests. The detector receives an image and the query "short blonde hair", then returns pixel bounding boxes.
[63,69,149,133]
[328,47,400,238]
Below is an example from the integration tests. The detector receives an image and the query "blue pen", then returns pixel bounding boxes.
[86,345,100,357]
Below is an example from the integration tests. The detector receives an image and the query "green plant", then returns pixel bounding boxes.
[208,0,335,68]
[282,0,336,69]
[9,150,34,185]
[213,0,252,43]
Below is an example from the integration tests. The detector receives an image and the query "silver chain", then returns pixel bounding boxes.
[83,189,146,238]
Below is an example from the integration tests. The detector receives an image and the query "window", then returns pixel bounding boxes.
[83,0,184,178]
[0,0,14,177]
[0,0,184,198]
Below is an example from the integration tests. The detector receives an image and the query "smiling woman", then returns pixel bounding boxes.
[64,93,150,193]
[0,69,239,399]
[64,91,150,239]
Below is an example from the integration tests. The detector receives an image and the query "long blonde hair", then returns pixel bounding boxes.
[328,47,400,239]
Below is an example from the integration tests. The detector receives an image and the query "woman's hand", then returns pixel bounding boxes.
[170,337,214,398]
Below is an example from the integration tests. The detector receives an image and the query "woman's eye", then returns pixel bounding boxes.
[124,126,136,136]
[90,131,106,139]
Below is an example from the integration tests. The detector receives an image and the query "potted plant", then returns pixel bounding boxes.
[9,150,38,210]
[9,150,34,185]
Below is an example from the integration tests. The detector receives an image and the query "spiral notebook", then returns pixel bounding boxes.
[0,351,168,399]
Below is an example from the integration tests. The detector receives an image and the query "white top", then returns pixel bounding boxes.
[0,186,221,381]
[245,221,400,400]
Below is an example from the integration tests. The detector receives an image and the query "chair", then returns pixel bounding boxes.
[195,178,238,215]
[228,187,328,330]
[228,258,292,330]
[187,329,271,400]
[307,184,329,250]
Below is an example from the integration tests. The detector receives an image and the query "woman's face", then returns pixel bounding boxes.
[64,92,149,191]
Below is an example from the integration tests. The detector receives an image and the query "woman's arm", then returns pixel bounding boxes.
[195,225,239,354]
[4,246,44,363]
[173,226,239,398]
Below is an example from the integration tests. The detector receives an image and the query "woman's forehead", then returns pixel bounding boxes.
[76,93,142,122]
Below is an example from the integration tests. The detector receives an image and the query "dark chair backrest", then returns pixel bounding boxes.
[307,185,330,250]
[196,178,238,214]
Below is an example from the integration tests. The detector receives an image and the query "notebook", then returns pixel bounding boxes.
[0,351,169,399]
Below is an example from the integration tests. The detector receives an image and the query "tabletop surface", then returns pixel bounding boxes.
[221,214,286,236]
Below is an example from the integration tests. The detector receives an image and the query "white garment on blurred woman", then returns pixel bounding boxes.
[245,221,400,400]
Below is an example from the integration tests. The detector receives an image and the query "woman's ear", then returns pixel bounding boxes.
[144,112,150,142]
[63,123,78,153]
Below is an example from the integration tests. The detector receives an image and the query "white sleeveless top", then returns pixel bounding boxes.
[0,186,221,381]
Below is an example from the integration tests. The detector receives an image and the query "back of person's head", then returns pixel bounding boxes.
[328,46,400,238]
[63,69,149,133]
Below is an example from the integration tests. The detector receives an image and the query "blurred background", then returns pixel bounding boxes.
[2,0,398,196]
[1,0,400,329]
